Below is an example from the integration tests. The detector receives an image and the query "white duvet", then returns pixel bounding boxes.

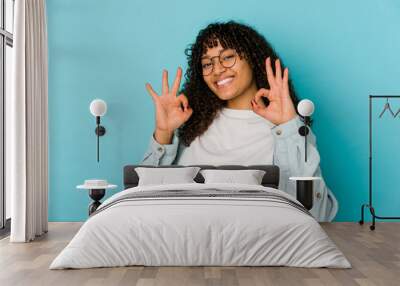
[50,183,350,269]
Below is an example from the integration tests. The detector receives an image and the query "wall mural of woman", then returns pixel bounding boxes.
[142,21,337,222]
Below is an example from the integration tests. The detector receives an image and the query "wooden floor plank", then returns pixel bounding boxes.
[0,222,399,286]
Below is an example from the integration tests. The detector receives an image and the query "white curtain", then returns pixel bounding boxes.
[8,0,48,242]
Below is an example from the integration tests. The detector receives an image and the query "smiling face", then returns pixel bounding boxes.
[201,42,258,109]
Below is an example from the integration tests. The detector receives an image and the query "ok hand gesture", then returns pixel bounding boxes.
[251,57,297,126]
[146,67,193,144]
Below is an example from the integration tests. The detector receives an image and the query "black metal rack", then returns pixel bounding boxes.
[359,95,400,230]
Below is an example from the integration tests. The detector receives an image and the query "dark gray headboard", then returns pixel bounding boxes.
[124,165,280,189]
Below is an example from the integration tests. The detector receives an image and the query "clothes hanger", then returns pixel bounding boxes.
[393,103,400,118]
[379,98,395,118]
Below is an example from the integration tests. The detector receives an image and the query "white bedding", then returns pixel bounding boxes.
[50,183,350,269]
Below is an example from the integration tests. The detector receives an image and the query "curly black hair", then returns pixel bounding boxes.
[178,20,300,146]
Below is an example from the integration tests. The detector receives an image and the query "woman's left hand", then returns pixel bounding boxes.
[251,57,297,126]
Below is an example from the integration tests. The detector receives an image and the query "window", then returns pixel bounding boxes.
[0,0,14,235]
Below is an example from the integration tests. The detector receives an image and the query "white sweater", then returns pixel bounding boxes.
[177,108,276,165]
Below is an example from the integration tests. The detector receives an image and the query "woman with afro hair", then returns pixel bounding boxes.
[142,21,338,222]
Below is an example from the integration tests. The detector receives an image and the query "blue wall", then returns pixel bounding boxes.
[47,0,400,221]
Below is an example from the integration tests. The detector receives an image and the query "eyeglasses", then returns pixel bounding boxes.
[201,49,237,76]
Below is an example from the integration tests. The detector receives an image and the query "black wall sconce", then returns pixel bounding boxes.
[297,99,314,163]
[89,99,107,162]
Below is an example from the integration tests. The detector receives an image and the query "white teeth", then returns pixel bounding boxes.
[217,77,233,86]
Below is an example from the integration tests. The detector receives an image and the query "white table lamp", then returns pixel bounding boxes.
[292,99,320,210]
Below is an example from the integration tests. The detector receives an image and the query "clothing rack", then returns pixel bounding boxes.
[359,95,400,230]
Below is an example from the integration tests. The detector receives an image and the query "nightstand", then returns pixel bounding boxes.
[77,180,117,215]
[289,177,321,210]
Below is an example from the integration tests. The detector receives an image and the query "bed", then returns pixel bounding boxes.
[49,165,350,269]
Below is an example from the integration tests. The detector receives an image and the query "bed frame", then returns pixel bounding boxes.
[123,165,280,189]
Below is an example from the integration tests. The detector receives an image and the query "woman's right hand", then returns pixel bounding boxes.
[146,67,193,144]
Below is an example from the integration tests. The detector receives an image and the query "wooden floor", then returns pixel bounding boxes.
[0,222,399,286]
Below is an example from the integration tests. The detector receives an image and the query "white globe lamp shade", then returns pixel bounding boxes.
[90,99,107,117]
[297,99,314,117]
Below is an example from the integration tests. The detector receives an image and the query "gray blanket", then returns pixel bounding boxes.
[91,189,311,217]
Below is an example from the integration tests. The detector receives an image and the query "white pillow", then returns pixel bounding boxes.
[200,169,266,185]
[135,167,201,186]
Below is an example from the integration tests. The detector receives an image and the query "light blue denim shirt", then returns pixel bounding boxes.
[141,115,338,222]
